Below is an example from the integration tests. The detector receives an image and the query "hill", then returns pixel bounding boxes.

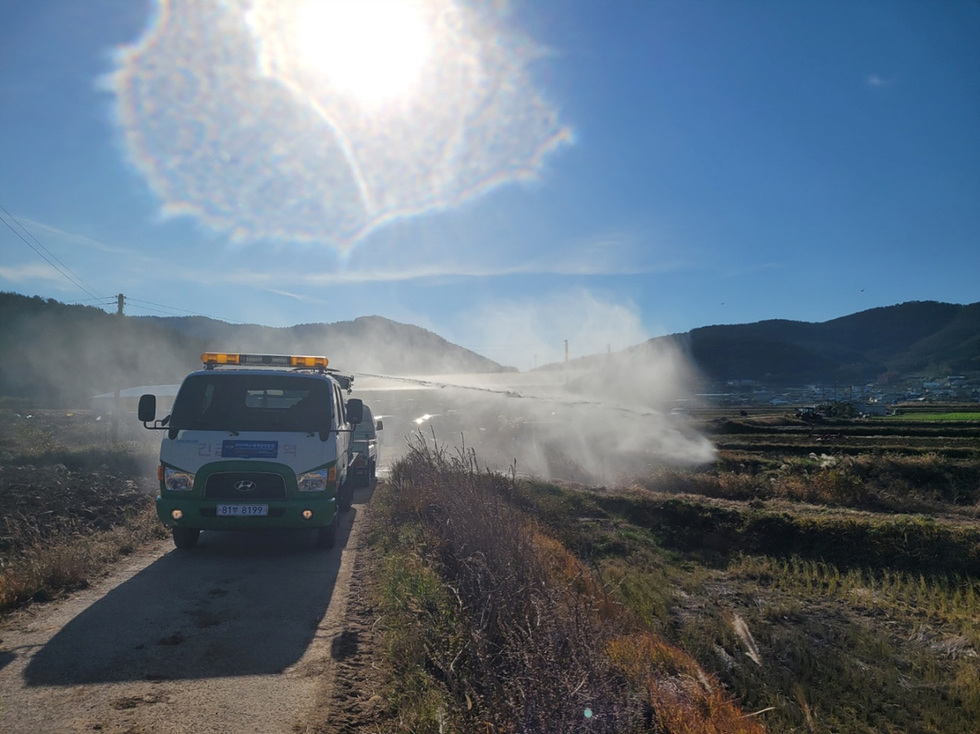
[0,294,203,408]
[3,293,979,407]
[135,314,506,376]
[0,293,507,407]
[677,302,980,385]
[676,301,980,385]
[553,300,980,390]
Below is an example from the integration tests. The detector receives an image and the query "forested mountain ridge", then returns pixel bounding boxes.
[675,301,980,385]
[551,300,980,389]
[0,293,506,407]
[2,293,978,407]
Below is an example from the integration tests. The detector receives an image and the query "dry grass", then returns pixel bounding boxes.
[370,436,764,733]
[633,450,980,516]
[0,409,165,613]
[0,506,164,610]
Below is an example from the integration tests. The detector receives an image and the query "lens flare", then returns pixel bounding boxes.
[108,0,572,249]
[293,0,430,105]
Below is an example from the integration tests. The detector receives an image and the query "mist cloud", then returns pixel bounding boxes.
[447,290,651,369]
[368,346,715,485]
[363,290,716,482]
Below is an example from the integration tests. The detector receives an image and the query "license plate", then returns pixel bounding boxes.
[217,504,268,517]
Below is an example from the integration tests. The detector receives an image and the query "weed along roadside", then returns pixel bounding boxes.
[368,437,766,733]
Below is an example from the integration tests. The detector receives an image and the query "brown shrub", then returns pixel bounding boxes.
[379,437,764,732]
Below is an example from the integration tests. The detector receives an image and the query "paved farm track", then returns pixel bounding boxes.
[0,484,380,734]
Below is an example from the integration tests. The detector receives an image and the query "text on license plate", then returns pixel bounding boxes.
[217,504,268,517]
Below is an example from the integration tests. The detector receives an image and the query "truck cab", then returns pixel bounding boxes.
[139,352,362,550]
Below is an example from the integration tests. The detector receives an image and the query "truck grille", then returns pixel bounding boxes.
[204,472,287,500]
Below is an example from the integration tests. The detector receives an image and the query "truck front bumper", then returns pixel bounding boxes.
[156,495,337,531]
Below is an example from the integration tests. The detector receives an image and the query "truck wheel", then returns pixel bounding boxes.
[315,515,338,549]
[338,478,353,512]
[172,527,200,550]
[370,460,377,480]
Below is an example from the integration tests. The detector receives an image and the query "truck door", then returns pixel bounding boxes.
[333,383,350,475]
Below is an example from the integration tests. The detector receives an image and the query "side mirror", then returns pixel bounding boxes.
[346,398,363,425]
[138,394,156,423]
[375,419,383,431]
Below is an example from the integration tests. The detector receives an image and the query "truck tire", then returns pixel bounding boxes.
[370,459,377,481]
[172,527,200,550]
[315,515,338,549]
[338,477,354,512]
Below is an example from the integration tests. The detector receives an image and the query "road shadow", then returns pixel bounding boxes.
[24,509,357,687]
[353,476,377,505]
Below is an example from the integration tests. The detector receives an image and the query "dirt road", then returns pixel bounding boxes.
[0,485,378,733]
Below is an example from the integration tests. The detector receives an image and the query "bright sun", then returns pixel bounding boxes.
[294,0,431,105]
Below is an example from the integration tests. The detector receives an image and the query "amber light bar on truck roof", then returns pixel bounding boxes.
[201,352,329,369]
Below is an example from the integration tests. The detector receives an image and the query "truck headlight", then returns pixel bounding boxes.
[164,468,195,492]
[297,469,328,492]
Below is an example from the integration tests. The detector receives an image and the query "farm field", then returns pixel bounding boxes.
[0,409,164,612]
[622,409,980,731]
[369,407,980,732]
[884,412,980,422]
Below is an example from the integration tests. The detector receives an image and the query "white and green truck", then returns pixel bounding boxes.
[138,352,363,550]
[351,403,382,487]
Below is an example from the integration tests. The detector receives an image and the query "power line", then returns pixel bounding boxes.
[0,201,106,302]
[124,296,245,323]
[0,202,248,324]
[120,299,184,317]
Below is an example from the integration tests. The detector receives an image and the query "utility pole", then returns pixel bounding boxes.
[564,339,569,385]
[112,294,123,442]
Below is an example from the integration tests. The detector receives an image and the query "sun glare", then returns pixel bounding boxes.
[294,0,430,105]
[116,0,571,246]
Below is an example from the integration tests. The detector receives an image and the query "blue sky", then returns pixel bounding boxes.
[1,0,978,369]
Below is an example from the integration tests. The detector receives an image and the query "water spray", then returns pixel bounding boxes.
[344,368,717,483]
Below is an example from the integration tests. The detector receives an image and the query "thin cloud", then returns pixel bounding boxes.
[263,288,306,301]
[164,257,680,288]
[0,262,74,284]
[3,216,170,282]
[866,74,897,88]
[529,232,691,276]
[17,218,137,256]
[135,229,691,291]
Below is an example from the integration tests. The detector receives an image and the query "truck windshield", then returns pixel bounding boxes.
[169,374,333,433]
